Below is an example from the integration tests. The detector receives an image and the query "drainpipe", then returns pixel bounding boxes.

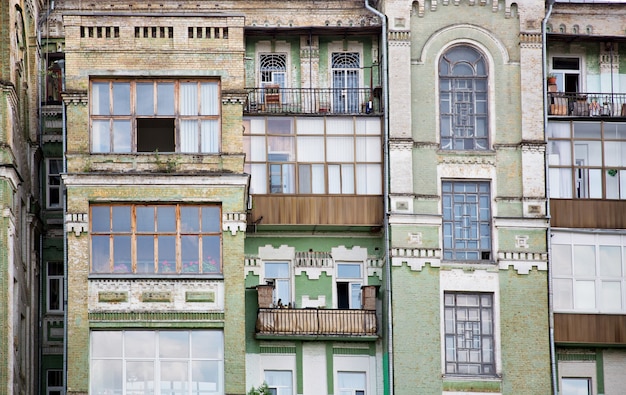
[363,1,392,395]
[542,1,558,394]
[57,57,67,395]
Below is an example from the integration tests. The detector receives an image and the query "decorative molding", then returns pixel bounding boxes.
[389,139,414,151]
[221,90,247,104]
[62,90,88,105]
[388,30,410,42]
[519,33,542,49]
[391,248,441,271]
[295,251,332,267]
[222,212,246,235]
[440,155,496,166]
[497,251,548,274]
[65,213,88,236]
[88,311,225,322]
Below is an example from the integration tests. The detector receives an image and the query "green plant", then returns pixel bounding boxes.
[608,169,618,177]
[247,383,270,395]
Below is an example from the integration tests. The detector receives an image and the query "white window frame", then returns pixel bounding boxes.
[336,371,366,395]
[264,370,294,395]
[335,262,364,309]
[552,231,626,313]
[46,158,63,209]
[550,54,584,94]
[263,261,292,307]
[46,261,64,314]
[90,330,224,395]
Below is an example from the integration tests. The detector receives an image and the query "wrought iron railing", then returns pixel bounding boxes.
[547,92,626,117]
[244,87,381,115]
[256,308,377,337]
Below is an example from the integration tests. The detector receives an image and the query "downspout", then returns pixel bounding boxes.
[363,1,392,395]
[57,57,67,395]
[542,2,558,394]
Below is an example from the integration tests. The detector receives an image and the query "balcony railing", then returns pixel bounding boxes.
[548,92,626,117]
[256,308,377,337]
[244,87,382,115]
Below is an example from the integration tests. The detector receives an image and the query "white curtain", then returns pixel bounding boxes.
[201,120,219,153]
[200,82,219,115]
[180,120,198,153]
[180,83,197,115]
[327,137,354,162]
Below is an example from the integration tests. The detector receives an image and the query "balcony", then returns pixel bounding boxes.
[256,308,377,339]
[244,87,382,115]
[548,92,626,117]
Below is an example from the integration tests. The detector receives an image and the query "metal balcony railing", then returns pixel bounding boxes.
[244,87,382,115]
[256,308,377,337]
[548,92,626,117]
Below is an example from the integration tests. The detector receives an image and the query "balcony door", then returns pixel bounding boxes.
[551,56,581,93]
[260,54,287,104]
[332,52,360,113]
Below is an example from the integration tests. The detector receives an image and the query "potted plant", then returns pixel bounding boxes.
[547,73,557,85]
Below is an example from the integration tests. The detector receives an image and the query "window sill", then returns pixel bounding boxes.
[441,375,502,393]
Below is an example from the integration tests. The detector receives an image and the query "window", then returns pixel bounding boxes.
[561,378,591,395]
[264,370,293,395]
[47,159,62,209]
[551,57,581,93]
[552,232,626,313]
[90,330,224,395]
[47,262,64,313]
[90,204,221,275]
[91,79,220,153]
[337,372,366,395]
[332,52,361,113]
[444,292,495,376]
[244,117,382,195]
[336,263,363,309]
[260,54,287,105]
[47,369,63,395]
[264,262,291,307]
[548,121,626,199]
[439,45,488,150]
[442,181,491,261]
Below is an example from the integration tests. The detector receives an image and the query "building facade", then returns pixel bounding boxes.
[383,0,552,393]
[1,0,43,393]
[546,1,626,394]
[240,2,387,395]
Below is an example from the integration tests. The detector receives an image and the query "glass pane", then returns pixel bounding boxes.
[561,378,591,395]
[112,82,130,115]
[91,360,123,394]
[202,236,221,273]
[157,206,176,232]
[341,164,354,194]
[136,206,156,232]
[181,236,200,273]
[601,281,621,311]
[265,262,289,278]
[112,206,131,232]
[553,278,573,310]
[297,136,324,162]
[201,207,220,232]
[180,120,199,153]
[337,263,361,278]
[160,332,189,358]
[181,206,200,232]
[191,331,223,358]
[328,165,340,194]
[192,361,220,393]
[327,137,354,162]
[574,281,595,310]
[136,82,155,115]
[91,236,110,273]
[126,361,155,394]
[92,331,123,357]
[92,82,110,115]
[200,82,219,115]
[112,120,131,153]
[125,331,156,357]
[137,236,155,273]
[113,236,131,273]
[201,120,219,153]
[92,120,111,153]
[157,83,175,115]
[599,245,621,276]
[158,236,176,273]
[160,361,188,394]
[92,206,110,232]
[180,83,198,116]
[350,283,362,308]
[573,245,595,276]
[552,244,572,276]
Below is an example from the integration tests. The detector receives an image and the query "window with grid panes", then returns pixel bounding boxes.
[243,116,382,195]
[442,181,492,261]
[90,204,221,275]
[47,158,62,209]
[91,79,220,153]
[444,292,495,376]
[439,45,488,150]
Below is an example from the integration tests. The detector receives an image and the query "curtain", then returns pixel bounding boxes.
[180,120,198,153]
[201,120,219,153]
[180,83,197,116]
[200,82,219,115]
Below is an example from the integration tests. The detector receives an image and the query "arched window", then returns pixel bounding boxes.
[439,45,488,150]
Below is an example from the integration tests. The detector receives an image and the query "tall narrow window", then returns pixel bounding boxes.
[47,369,63,395]
[442,181,491,261]
[332,52,360,113]
[336,263,363,309]
[47,158,63,209]
[439,45,488,150]
[265,262,291,306]
[47,262,64,313]
[444,292,495,376]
